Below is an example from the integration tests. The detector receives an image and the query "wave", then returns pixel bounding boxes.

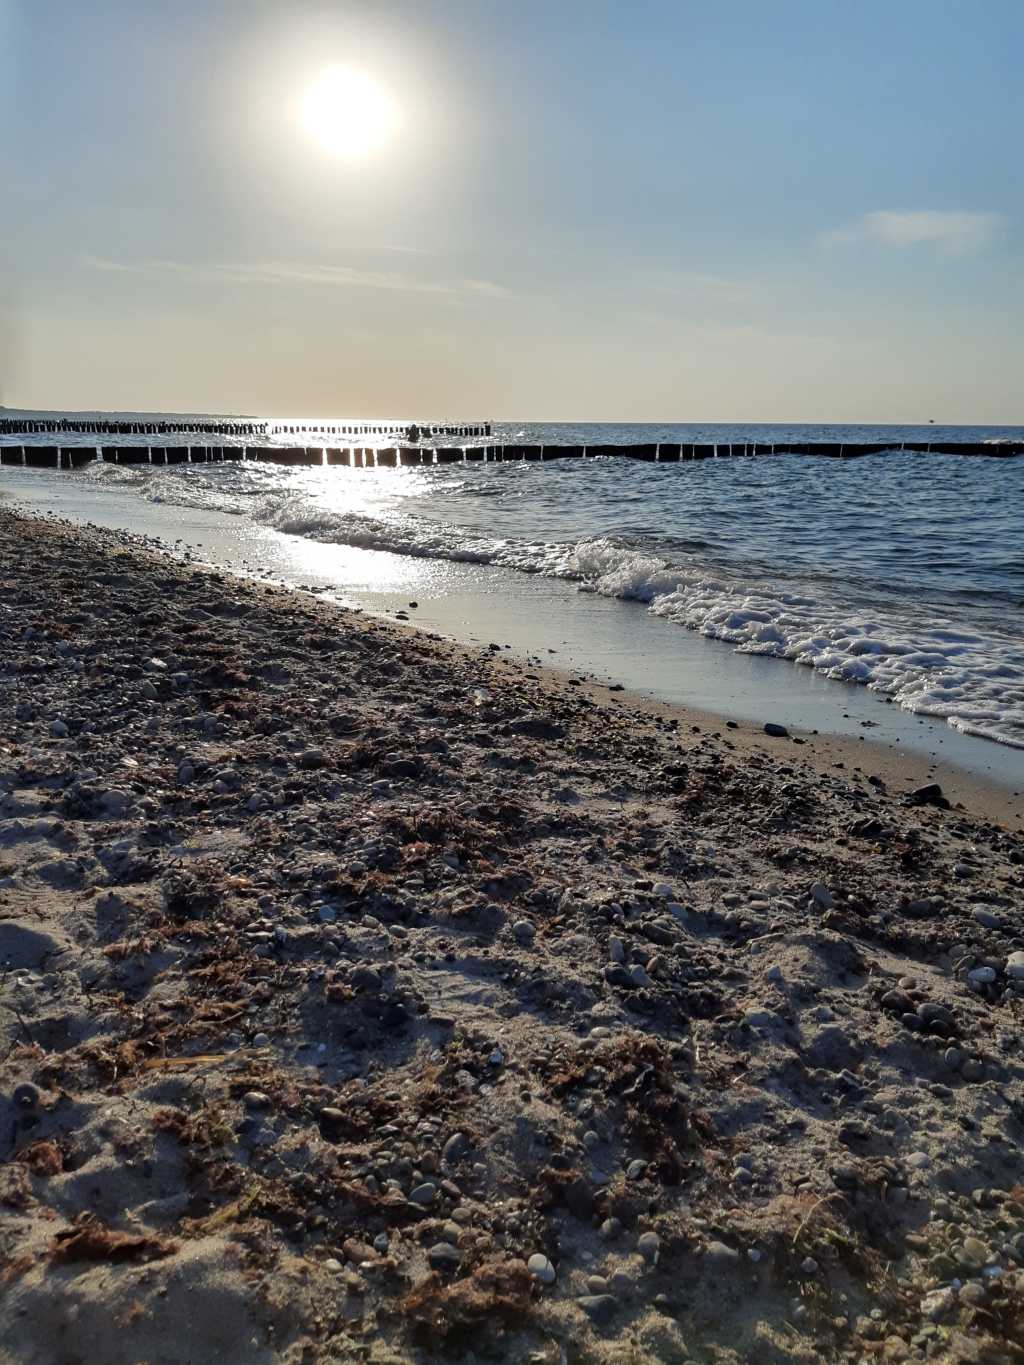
[75,461,1024,749]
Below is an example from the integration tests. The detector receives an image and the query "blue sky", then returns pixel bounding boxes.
[2,0,1021,420]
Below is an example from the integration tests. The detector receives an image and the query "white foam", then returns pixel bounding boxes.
[71,464,1024,750]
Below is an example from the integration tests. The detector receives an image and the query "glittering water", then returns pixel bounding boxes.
[3,415,1023,747]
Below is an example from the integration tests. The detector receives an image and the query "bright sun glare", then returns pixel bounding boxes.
[298,65,398,160]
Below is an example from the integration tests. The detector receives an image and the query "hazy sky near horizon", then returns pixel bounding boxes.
[2,0,1022,421]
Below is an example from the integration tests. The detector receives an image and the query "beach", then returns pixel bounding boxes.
[2,504,1024,1363]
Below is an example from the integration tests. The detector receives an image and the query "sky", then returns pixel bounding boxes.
[1,0,1022,421]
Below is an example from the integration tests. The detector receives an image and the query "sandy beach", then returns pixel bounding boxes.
[2,504,1024,1363]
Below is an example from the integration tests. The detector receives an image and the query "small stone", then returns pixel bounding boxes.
[809,883,834,909]
[705,1241,741,1268]
[626,1159,647,1180]
[442,1132,469,1166]
[12,1083,40,1108]
[599,1217,622,1240]
[582,1130,600,1150]
[299,749,326,770]
[50,720,69,738]
[972,908,1002,929]
[763,722,789,738]
[905,1151,931,1170]
[373,1233,389,1253]
[921,1287,956,1321]
[578,1294,618,1325]
[637,1232,660,1264]
[251,1032,271,1048]
[317,905,337,923]
[800,1257,818,1275]
[943,1047,963,1072]
[512,920,536,945]
[409,1182,437,1206]
[604,963,632,989]
[1005,951,1024,980]
[908,782,946,807]
[958,1237,989,1270]
[629,964,653,988]
[243,1091,271,1110]
[586,1275,609,1294]
[959,1281,987,1307]
[528,1253,556,1284]
[968,966,997,986]
[427,1242,461,1271]
[608,936,626,963]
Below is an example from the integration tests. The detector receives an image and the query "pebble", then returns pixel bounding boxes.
[763,722,789,738]
[972,908,1002,929]
[626,1159,647,1179]
[968,966,997,986]
[527,1253,556,1284]
[637,1232,660,1264]
[809,883,834,909]
[608,936,625,963]
[1005,951,1024,980]
[427,1243,461,1271]
[921,1287,956,1321]
[299,749,325,769]
[512,920,536,945]
[704,1241,741,1268]
[243,1091,271,1110]
[12,1083,40,1108]
[49,719,69,738]
[958,1237,990,1270]
[442,1132,469,1166]
[800,1257,818,1275]
[578,1294,618,1324]
[409,1182,437,1206]
[251,1032,271,1048]
[586,1274,609,1294]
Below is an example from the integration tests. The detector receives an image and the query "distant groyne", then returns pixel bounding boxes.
[0,417,491,440]
[1,439,1021,469]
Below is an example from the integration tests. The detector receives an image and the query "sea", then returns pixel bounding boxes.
[2,415,1023,761]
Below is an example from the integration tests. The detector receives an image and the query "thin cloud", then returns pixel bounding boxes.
[81,255,513,298]
[824,210,1005,255]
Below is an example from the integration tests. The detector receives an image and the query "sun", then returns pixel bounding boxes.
[298,65,398,160]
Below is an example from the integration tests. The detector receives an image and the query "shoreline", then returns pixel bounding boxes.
[2,505,1024,1363]
[3,465,1023,800]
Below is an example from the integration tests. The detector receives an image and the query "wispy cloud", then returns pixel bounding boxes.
[643,269,761,306]
[823,210,1005,256]
[81,255,514,299]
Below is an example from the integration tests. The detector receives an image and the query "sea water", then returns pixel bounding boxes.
[2,416,1023,752]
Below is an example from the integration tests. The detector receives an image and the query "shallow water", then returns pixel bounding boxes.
[3,414,1023,749]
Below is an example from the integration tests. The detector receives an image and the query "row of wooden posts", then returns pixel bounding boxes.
[0,440,1020,470]
[0,418,491,439]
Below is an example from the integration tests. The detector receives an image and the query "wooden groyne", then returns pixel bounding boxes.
[1,440,1021,470]
[0,417,491,440]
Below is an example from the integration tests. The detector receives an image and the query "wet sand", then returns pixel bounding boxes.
[2,506,1024,1364]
